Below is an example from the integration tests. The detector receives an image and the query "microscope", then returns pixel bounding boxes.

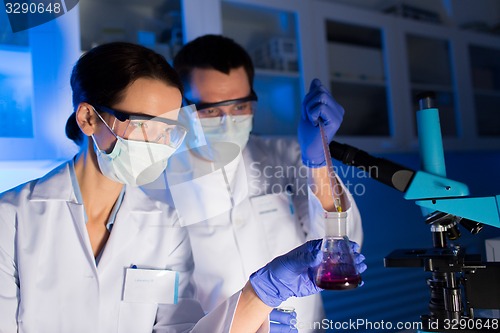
[329,92,500,332]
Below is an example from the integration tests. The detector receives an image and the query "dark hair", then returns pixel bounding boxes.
[66,41,183,145]
[173,34,254,90]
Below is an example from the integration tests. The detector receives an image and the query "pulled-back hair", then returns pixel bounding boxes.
[66,42,183,146]
[173,34,254,90]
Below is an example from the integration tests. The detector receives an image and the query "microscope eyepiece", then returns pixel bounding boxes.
[458,218,484,235]
[417,91,436,110]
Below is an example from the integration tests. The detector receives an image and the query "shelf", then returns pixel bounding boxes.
[222,1,297,50]
[331,75,386,87]
[410,83,454,93]
[327,38,385,91]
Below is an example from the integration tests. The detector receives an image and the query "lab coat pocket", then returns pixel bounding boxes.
[117,302,157,333]
[250,192,305,257]
[123,268,179,304]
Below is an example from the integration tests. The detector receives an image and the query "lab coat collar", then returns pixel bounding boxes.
[28,159,165,214]
[29,160,79,203]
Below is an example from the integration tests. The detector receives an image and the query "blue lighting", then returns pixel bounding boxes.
[0,49,34,138]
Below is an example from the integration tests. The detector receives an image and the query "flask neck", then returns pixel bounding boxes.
[324,211,348,237]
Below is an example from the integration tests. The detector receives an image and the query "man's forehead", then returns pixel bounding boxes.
[187,67,251,102]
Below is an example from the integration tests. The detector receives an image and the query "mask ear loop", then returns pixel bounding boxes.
[91,106,119,152]
[92,106,119,139]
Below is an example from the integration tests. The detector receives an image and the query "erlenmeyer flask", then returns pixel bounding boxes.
[315,211,362,290]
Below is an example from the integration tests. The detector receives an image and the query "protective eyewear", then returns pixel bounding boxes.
[185,91,258,126]
[95,105,187,148]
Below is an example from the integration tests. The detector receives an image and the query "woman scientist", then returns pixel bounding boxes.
[0,42,366,332]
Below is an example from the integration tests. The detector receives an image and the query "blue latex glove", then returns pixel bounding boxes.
[249,239,323,308]
[270,308,298,333]
[351,241,368,275]
[298,78,345,168]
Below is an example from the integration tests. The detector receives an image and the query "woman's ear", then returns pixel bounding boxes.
[75,103,97,136]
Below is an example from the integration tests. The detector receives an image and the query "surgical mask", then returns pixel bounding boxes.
[93,136,177,186]
[91,107,182,186]
[200,115,253,150]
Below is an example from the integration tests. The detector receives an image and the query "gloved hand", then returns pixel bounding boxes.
[351,241,368,275]
[298,78,345,168]
[270,308,298,333]
[249,239,323,308]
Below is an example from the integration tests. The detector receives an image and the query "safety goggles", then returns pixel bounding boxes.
[95,105,187,148]
[185,91,258,127]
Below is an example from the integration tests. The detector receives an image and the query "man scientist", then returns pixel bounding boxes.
[169,34,364,332]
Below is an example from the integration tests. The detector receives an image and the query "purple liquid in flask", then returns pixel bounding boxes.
[315,212,362,290]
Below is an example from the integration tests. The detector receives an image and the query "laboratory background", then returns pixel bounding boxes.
[1,0,500,331]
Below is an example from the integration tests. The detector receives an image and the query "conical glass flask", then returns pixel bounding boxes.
[315,211,362,290]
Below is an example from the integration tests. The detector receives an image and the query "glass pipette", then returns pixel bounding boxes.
[319,118,342,212]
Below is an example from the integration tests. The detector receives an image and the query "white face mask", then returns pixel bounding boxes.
[200,115,253,150]
[93,136,177,186]
[91,108,181,187]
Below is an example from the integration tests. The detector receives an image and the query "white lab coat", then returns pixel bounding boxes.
[0,160,263,333]
[161,136,363,332]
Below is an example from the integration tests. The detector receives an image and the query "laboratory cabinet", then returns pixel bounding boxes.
[311,1,500,152]
[2,0,500,161]
[468,39,500,137]
[313,13,394,152]
[79,0,183,61]
[220,0,305,136]
[179,0,500,152]
[185,0,316,137]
